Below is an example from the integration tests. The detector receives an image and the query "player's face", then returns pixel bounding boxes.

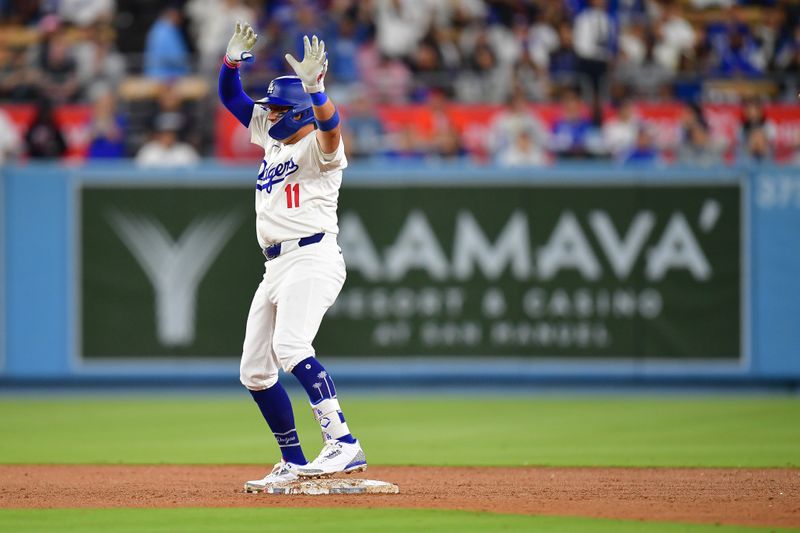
[267,105,292,123]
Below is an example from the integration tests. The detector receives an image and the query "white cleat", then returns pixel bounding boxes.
[244,460,302,492]
[295,439,367,478]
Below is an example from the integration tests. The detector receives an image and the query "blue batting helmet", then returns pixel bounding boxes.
[256,76,315,141]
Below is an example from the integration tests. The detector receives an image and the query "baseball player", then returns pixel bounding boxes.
[218,22,365,490]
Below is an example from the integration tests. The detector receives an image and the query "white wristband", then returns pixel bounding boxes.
[303,81,325,94]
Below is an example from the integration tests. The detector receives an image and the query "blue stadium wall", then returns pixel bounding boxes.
[1,162,799,387]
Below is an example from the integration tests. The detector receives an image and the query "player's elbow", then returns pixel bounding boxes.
[220,93,254,128]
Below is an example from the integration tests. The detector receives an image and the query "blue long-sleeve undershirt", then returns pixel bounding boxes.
[218,63,255,127]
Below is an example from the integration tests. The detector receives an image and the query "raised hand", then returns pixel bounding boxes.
[284,35,328,93]
[226,21,257,63]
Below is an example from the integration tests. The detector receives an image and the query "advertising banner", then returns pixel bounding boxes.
[2,104,92,159]
[80,180,741,361]
[81,186,261,359]
[212,103,800,161]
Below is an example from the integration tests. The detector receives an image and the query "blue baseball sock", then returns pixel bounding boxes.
[291,357,357,444]
[249,383,308,465]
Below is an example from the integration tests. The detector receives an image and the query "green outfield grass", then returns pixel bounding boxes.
[0,508,797,533]
[2,395,798,532]
[0,395,798,466]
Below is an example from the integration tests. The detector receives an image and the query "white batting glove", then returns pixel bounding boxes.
[226,21,257,63]
[285,35,328,93]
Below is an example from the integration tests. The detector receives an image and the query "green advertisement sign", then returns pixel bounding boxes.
[81,186,261,358]
[80,181,741,360]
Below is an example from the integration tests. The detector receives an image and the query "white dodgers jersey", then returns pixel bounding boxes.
[249,105,348,247]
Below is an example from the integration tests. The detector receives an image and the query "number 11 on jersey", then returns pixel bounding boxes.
[285,183,300,208]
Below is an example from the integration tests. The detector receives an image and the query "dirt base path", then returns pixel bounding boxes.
[1,466,798,527]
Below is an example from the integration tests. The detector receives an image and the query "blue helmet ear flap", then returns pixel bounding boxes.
[268,107,315,141]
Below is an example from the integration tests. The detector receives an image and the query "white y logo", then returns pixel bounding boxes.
[107,210,241,347]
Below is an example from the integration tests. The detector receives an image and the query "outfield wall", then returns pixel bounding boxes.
[2,162,799,385]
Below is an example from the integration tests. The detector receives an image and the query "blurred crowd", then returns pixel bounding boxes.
[0,0,798,166]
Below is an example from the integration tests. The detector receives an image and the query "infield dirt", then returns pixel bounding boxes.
[1,466,798,527]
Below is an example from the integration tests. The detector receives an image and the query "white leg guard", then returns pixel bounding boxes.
[311,398,351,442]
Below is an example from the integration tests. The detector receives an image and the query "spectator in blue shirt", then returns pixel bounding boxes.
[623,126,661,165]
[550,90,594,159]
[716,30,762,77]
[329,17,361,86]
[549,21,579,84]
[705,6,750,48]
[143,6,190,81]
[87,90,127,159]
[343,94,386,158]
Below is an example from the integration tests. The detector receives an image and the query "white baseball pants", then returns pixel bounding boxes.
[240,237,346,390]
